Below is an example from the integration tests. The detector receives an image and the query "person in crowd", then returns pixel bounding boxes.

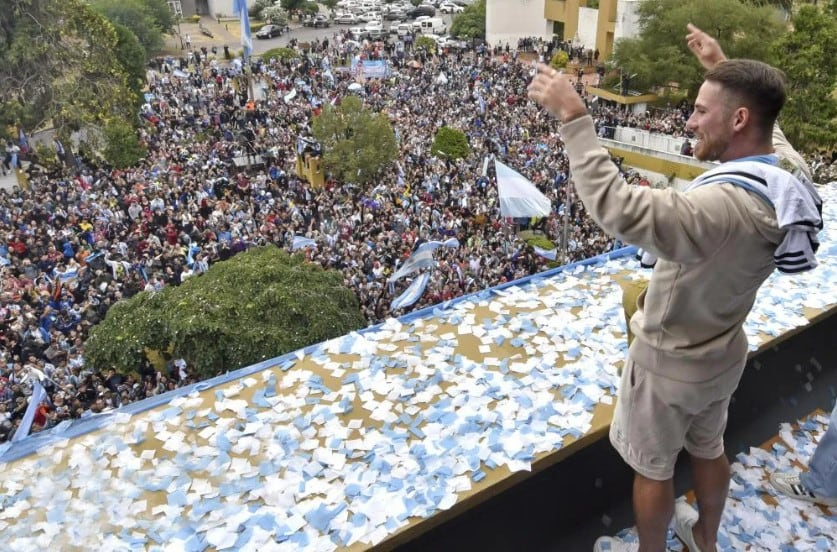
[769,400,837,507]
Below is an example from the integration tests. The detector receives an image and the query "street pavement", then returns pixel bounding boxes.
[166,13,455,58]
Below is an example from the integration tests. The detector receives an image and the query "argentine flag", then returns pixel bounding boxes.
[233,0,253,58]
[12,380,48,442]
[388,248,436,283]
[532,245,558,261]
[292,235,317,251]
[495,160,552,218]
[391,272,430,311]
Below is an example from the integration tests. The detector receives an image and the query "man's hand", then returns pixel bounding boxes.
[686,23,727,70]
[527,63,588,122]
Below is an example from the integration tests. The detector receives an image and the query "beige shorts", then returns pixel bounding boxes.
[609,356,746,481]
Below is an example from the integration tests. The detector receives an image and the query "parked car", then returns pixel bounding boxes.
[255,24,283,39]
[362,21,385,39]
[396,22,413,38]
[313,14,331,28]
[436,35,468,50]
[439,2,464,13]
[384,8,406,20]
[406,5,436,18]
[335,13,358,24]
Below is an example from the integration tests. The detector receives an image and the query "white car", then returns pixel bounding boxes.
[335,13,359,24]
[436,35,468,50]
[439,2,464,13]
[396,22,413,37]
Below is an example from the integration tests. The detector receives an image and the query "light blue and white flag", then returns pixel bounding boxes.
[186,243,201,267]
[233,0,253,58]
[533,245,558,261]
[495,159,552,218]
[388,248,436,283]
[415,237,461,254]
[56,267,79,283]
[284,88,298,103]
[12,380,47,442]
[391,272,430,310]
[292,235,317,251]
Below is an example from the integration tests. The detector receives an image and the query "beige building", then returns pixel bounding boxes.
[486,0,643,60]
[544,0,643,59]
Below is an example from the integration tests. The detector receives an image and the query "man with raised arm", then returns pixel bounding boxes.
[528,24,822,552]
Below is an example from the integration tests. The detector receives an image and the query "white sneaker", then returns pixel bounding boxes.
[674,500,718,552]
[593,535,639,552]
[769,471,837,507]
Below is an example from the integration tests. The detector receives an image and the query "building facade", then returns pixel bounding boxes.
[543,0,642,60]
[485,0,643,60]
[485,0,553,48]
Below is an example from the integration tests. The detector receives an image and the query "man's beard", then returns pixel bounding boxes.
[693,136,725,162]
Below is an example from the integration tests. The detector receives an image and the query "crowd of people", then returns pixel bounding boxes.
[2,31,834,443]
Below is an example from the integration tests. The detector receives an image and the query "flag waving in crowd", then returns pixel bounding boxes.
[233,0,252,58]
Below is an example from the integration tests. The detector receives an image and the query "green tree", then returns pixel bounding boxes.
[770,5,837,151]
[410,0,422,6]
[610,0,785,97]
[84,246,367,378]
[112,22,147,97]
[415,35,437,55]
[450,0,486,39]
[103,119,147,168]
[262,5,290,25]
[0,0,137,135]
[90,0,166,54]
[550,51,569,70]
[262,47,300,62]
[281,0,307,10]
[312,96,399,184]
[431,126,471,160]
[745,0,793,15]
[301,1,320,15]
[141,0,175,32]
[250,0,274,18]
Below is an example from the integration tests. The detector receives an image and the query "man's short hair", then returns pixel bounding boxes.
[704,59,787,136]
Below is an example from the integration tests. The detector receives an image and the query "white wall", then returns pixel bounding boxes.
[209,0,256,18]
[613,127,691,157]
[575,7,598,50]
[485,0,551,48]
[614,0,643,43]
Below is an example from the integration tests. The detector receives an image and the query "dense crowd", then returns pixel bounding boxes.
[3,32,833,443]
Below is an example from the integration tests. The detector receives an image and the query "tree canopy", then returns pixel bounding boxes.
[311,95,399,184]
[415,35,437,55]
[0,0,138,135]
[431,126,471,160]
[90,0,169,54]
[262,4,290,25]
[610,0,785,97]
[102,119,148,168]
[84,246,367,379]
[770,4,837,150]
[450,0,486,39]
[112,22,148,97]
